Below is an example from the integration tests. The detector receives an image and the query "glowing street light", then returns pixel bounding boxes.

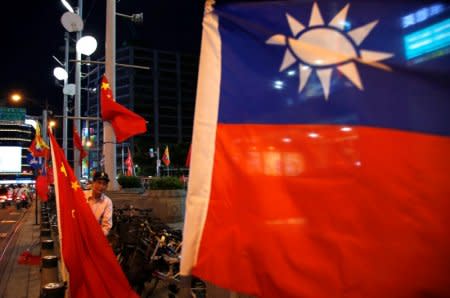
[76,36,98,56]
[49,120,57,128]
[53,67,68,81]
[10,93,22,103]
[74,32,97,179]
[60,0,74,13]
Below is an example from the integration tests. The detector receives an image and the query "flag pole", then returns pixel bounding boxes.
[49,130,69,285]
[104,0,119,190]
[156,147,161,177]
[121,144,125,175]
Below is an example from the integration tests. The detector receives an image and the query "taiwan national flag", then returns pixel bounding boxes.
[25,153,42,170]
[181,2,450,298]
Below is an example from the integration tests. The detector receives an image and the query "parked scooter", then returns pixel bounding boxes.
[5,193,14,207]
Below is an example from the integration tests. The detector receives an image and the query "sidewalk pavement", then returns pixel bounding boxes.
[0,203,41,298]
[0,201,187,298]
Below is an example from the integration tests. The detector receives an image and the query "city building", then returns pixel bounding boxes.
[81,45,199,177]
[0,108,37,185]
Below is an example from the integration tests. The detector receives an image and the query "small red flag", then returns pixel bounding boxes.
[35,175,48,202]
[100,75,147,143]
[46,163,54,185]
[49,131,138,298]
[125,147,134,176]
[73,126,87,165]
[162,146,170,167]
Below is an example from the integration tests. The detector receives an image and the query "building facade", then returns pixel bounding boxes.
[82,46,198,176]
[0,108,36,184]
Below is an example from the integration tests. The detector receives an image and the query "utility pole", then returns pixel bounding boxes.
[104,0,118,190]
[63,32,69,156]
[74,0,83,179]
[42,110,48,142]
[156,147,161,177]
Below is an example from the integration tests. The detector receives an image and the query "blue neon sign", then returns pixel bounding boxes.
[404,18,450,60]
[402,4,445,29]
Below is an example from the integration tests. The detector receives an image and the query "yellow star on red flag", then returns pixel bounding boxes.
[60,163,67,177]
[71,181,80,191]
[101,82,110,90]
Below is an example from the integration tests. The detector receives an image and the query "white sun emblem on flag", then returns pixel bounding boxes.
[266,3,394,100]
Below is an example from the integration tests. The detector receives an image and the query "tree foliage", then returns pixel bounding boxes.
[117,175,142,188]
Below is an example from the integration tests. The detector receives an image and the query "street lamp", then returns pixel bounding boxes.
[73,34,97,178]
[60,0,74,13]
[10,93,22,103]
[76,36,97,56]
[53,67,68,81]
[4,93,51,141]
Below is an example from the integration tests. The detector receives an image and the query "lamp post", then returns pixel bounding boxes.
[59,0,82,158]
[63,32,70,157]
[75,35,97,179]
[105,0,118,190]
[52,34,71,157]
[74,2,83,179]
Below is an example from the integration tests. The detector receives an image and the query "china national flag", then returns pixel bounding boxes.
[162,146,170,167]
[181,1,450,298]
[49,130,138,298]
[73,126,87,165]
[100,75,147,143]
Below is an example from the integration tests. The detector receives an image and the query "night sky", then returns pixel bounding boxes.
[0,0,205,115]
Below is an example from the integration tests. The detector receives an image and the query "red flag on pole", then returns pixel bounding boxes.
[35,175,48,202]
[49,130,138,298]
[162,146,170,167]
[73,126,87,165]
[125,147,134,176]
[100,75,147,143]
[46,163,54,185]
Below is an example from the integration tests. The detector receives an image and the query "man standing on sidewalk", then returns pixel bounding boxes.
[84,171,113,236]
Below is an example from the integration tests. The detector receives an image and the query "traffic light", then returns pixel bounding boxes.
[149,148,154,158]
